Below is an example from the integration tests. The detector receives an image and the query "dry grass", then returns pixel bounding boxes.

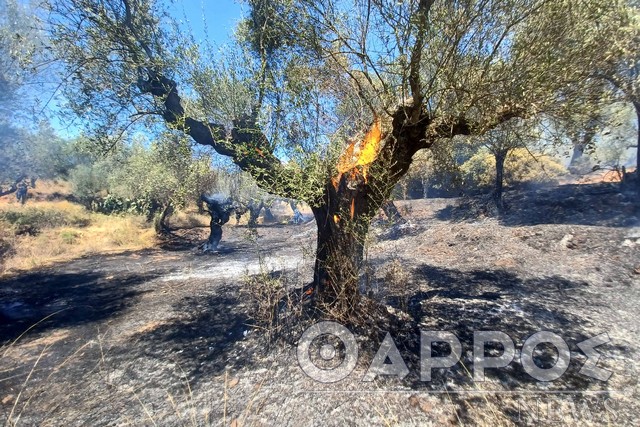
[0,197,157,275]
[168,208,210,229]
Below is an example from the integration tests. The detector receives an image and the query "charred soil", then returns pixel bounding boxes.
[1,183,639,426]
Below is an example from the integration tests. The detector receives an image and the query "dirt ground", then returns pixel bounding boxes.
[1,182,639,426]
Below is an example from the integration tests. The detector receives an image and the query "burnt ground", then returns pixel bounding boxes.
[1,182,639,426]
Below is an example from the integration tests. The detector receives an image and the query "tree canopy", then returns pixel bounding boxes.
[42,0,639,306]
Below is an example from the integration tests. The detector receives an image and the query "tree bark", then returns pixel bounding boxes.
[247,200,264,228]
[201,196,233,252]
[634,101,640,186]
[154,202,174,234]
[569,142,585,168]
[382,200,406,224]
[311,185,370,316]
[494,151,507,211]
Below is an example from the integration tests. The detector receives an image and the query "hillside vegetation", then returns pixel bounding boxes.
[0,180,157,274]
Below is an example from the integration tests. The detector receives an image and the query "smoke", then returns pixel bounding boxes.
[201,192,231,205]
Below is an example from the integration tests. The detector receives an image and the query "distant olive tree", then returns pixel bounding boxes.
[108,133,216,233]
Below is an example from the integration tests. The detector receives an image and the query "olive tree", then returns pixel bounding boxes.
[108,133,216,233]
[45,0,617,314]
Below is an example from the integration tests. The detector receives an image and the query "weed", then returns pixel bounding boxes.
[60,230,80,245]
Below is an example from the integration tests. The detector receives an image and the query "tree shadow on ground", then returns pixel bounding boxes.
[0,267,167,344]
[379,264,633,423]
[435,183,639,227]
[100,283,253,396]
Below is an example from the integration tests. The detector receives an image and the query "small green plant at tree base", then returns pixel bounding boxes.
[59,229,80,244]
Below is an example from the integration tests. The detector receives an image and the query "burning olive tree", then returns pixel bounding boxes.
[45,0,617,315]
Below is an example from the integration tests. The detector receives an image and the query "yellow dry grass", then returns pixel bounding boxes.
[0,196,157,275]
[169,208,210,229]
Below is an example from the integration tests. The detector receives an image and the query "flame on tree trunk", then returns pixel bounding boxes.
[310,106,435,314]
[135,69,476,314]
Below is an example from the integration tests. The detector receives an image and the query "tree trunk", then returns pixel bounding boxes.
[247,201,264,228]
[569,142,585,169]
[311,186,371,317]
[306,104,442,312]
[263,206,276,223]
[634,101,640,186]
[154,202,174,234]
[205,220,223,252]
[201,196,233,252]
[382,200,406,224]
[494,151,507,211]
[421,176,429,199]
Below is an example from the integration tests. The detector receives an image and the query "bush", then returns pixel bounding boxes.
[91,194,157,217]
[68,163,111,205]
[461,148,567,190]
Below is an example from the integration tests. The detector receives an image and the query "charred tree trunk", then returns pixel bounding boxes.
[154,202,174,234]
[308,104,440,313]
[634,101,640,187]
[569,123,597,174]
[247,201,264,228]
[569,143,585,168]
[201,195,234,252]
[382,200,406,224]
[263,206,276,223]
[494,150,507,211]
[311,185,371,317]
[206,219,224,251]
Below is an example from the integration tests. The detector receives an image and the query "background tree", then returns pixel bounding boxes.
[472,119,540,209]
[1,0,63,197]
[106,133,215,233]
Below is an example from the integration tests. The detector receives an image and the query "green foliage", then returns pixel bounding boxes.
[0,121,82,190]
[91,194,156,216]
[108,134,216,211]
[68,131,217,226]
[461,148,567,189]
[46,0,631,204]
[0,0,47,115]
[60,229,80,244]
[395,139,470,198]
[68,162,112,205]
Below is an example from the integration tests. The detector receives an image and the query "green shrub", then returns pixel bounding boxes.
[60,229,80,244]
[91,194,158,217]
[68,163,111,206]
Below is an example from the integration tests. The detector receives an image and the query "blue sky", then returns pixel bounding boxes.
[170,0,245,46]
[48,0,246,137]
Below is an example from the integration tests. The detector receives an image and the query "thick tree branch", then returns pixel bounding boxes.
[408,0,434,121]
[137,70,300,198]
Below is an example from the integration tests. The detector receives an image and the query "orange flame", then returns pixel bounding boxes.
[333,214,340,224]
[335,118,383,186]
